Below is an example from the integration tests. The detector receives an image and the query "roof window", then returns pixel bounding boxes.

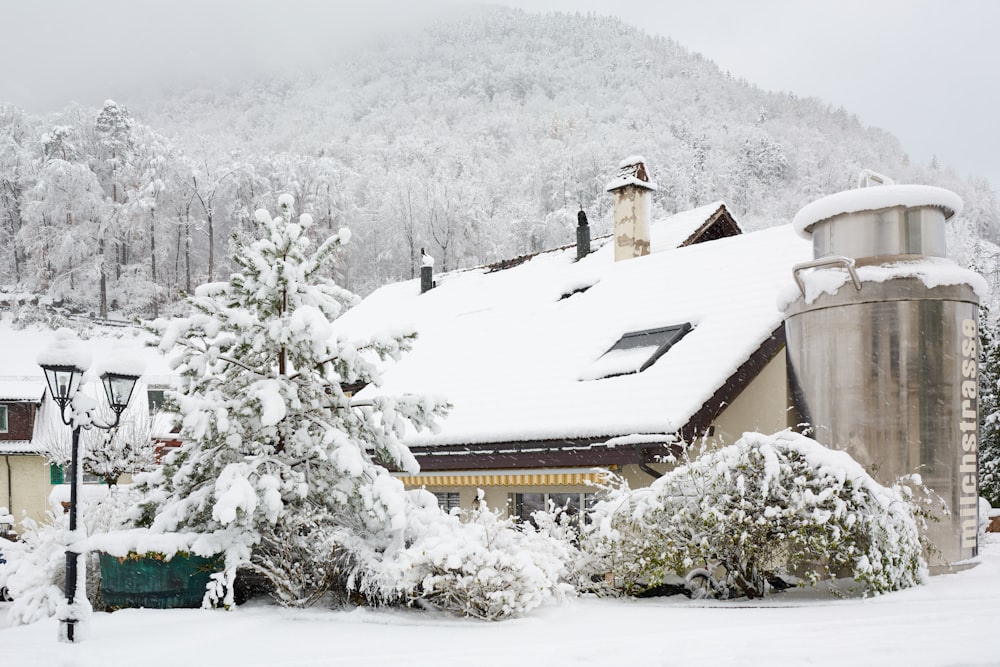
[581,324,692,380]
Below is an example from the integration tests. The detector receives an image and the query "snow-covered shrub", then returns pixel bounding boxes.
[37,400,158,488]
[0,512,71,624]
[362,491,574,620]
[979,497,993,538]
[0,487,138,624]
[588,431,929,598]
[132,195,446,608]
[577,475,650,597]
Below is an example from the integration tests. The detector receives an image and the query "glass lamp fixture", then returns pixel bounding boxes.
[101,372,140,416]
[40,364,85,411]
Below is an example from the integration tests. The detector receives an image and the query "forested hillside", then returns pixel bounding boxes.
[1,6,997,318]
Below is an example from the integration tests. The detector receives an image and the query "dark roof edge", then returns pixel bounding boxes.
[409,436,679,471]
[678,325,786,443]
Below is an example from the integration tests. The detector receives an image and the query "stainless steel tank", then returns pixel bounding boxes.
[784,185,979,566]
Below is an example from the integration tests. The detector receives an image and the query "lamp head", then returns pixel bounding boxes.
[100,372,140,416]
[40,364,85,411]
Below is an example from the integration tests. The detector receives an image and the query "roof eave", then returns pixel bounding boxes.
[408,436,680,471]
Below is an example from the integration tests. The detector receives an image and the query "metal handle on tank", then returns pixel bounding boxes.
[792,256,862,296]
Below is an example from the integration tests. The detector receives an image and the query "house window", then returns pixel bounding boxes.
[147,389,166,414]
[49,463,104,485]
[433,492,461,513]
[0,405,7,432]
[511,492,596,526]
[581,323,693,380]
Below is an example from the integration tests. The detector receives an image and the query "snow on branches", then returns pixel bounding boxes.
[586,431,932,599]
[359,490,575,620]
[133,194,447,607]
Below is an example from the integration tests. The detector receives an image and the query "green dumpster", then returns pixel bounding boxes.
[99,552,221,609]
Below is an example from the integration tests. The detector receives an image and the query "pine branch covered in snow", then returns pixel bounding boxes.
[979,305,1000,507]
[131,194,447,608]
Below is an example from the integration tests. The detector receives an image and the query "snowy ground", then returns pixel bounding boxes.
[2,535,999,667]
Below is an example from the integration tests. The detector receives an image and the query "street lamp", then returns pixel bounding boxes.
[38,330,143,643]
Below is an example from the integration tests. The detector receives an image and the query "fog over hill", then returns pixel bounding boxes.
[1,6,997,317]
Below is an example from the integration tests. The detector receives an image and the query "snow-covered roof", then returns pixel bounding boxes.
[0,378,46,402]
[648,201,739,249]
[334,206,811,455]
[0,440,39,455]
[0,319,175,387]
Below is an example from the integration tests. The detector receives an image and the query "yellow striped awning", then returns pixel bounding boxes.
[396,469,611,488]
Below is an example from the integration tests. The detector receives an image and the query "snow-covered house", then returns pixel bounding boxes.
[0,326,175,533]
[0,378,48,529]
[334,159,812,516]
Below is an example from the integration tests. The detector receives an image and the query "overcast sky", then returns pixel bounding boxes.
[2,0,996,193]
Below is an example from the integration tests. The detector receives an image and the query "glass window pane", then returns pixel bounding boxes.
[583,324,692,379]
[433,492,461,512]
[514,492,546,522]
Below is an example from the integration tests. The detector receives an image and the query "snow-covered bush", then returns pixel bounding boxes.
[37,398,158,488]
[0,512,71,624]
[587,431,930,598]
[0,487,138,625]
[362,491,574,620]
[132,195,446,608]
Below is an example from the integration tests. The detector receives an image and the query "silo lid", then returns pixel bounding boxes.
[792,185,963,239]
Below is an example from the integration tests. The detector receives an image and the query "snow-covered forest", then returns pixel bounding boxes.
[1,6,999,316]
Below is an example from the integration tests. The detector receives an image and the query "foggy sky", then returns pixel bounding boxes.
[2,0,996,194]
[499,0,1000,194]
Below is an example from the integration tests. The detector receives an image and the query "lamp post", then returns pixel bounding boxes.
[38,330,142,643]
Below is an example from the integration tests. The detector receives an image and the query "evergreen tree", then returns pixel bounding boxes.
[979,305,1000,506]
[134,194,445,607]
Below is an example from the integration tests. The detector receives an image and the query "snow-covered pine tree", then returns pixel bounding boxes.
[979,305,1000,507]
[133,194,445,607]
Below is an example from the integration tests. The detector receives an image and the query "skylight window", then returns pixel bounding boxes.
[581,324,692,380]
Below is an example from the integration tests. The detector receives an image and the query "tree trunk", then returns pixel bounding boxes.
[99,236,108,318]
[185,216,192,295]
[207,210,214,282]
[150,208,158,317]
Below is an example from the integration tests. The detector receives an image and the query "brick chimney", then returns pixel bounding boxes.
[606,156,657,262]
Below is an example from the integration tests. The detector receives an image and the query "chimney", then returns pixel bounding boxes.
[576,209,591,260]
[606,156,657,262]
[420,248,435,294]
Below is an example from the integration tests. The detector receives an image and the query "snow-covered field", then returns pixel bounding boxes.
[2,535,999,667]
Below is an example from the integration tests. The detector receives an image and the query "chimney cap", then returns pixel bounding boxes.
[792,184,963,239]
[606,155,658,192]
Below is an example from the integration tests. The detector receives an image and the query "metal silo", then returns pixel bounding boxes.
[784,184,981,566]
